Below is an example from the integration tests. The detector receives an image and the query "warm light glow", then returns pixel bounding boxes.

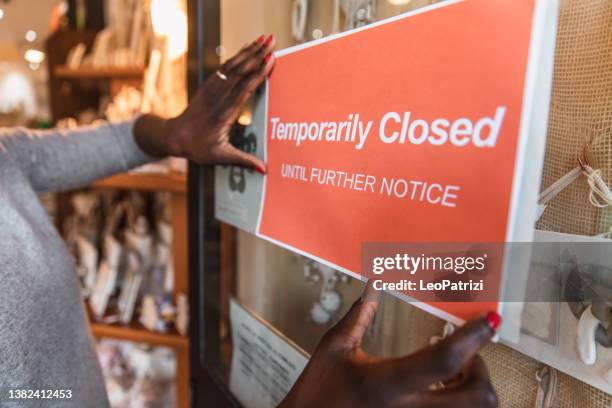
[24,49,45,64]
[387,0,412,5]
[238,112,252,126]
[151,0,188,60]
[25,30,37,42]
[0,9,4,20]
[0,72,37,117]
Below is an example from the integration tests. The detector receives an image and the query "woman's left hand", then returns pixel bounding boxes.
[280,282,499,408]
[134,34,276,173]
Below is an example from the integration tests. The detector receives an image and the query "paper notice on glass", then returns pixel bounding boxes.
[229,299,308,408]
[216,0,561,340]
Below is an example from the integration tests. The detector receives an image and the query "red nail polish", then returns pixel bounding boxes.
[264,34,274,45]
[485,311,502,331]
[255,165,267,175]
[255,35,265,44]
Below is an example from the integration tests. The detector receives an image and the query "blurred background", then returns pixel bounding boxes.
[0,0,58,125]
[0,1,189,407]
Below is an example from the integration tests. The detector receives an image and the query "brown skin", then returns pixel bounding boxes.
[280,284,498,408]
[132,34,277,172]
[133,36,498,408]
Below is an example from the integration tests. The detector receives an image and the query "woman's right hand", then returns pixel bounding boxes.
[280,284,499,408]
[162,34,277,172]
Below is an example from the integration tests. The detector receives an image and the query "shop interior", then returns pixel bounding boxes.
[1,1,188,406]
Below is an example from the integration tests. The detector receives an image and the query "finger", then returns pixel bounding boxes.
[223,34,275,84]
[221,53,276,122]
[440,354,491,389]
[320,280,380,352]
[230,34,276,79]
[221,39,262,72]
[369,314,498,393]
[461,355,492,387]
[213,144,266,174]
[233,52,275,104]
[220,35,266,74]
[201,36,272,111]
[361,278,382,303]
[416,357,498,408]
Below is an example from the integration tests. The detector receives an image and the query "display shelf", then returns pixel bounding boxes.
[90,321,189,349]
[86,305,189,349]
[48,29,190,407]
[92,172,187,193]
[54,66,145,79]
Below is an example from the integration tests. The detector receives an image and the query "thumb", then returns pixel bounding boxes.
[322,280,381,351]
[216,144,267,174]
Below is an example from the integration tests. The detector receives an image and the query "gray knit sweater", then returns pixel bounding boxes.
[0,120,153,407]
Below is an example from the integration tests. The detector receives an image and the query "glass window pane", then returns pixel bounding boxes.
[214,0,447,388]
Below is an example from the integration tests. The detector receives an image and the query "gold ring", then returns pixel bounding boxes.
[216,70,228,81]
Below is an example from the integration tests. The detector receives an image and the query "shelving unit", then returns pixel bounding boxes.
[91,322,189,350]
[87,172,190,408]
[53,65,145,99]
[46,27,190,408]
[54,65,145,79]
[92,172,187,193]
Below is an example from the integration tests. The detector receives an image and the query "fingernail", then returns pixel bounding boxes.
[264,53,273,64]
[255,164,267,175]
[255,35,265,44]
[264,34,274,45]
[485,311,502,331]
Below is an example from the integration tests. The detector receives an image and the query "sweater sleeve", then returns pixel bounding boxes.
[0,119,156,193]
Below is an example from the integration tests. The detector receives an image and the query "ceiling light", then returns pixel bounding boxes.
[387,0,412,5]
[238,112,252,126]
[58,1,68,14]
[24,49,45,64]
[25,30,37,42]
[150,0,188,59]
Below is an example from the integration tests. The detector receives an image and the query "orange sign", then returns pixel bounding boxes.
[256,0,556,324]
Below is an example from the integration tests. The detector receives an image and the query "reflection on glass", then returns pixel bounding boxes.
[217,0,445,382]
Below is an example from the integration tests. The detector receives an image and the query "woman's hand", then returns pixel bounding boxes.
[134,35,276,173]
[280,284,500,408]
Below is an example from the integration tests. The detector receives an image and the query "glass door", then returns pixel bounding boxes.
[188,1,447,407]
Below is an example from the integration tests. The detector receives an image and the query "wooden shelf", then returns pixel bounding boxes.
[49,31,190,407]
[92,172,187,193]
[54,66,145,79]
[91,322,189,349]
